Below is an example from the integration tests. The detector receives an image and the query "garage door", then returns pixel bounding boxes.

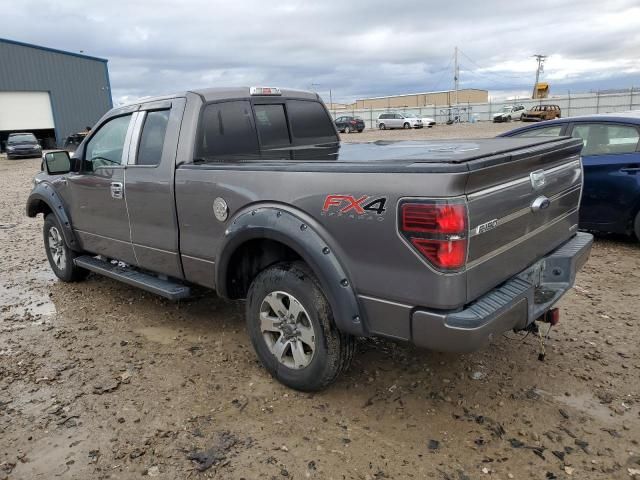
[0,91,55,131]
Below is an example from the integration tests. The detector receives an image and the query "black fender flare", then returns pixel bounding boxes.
[215,204,368,337]
[26,182,80,251]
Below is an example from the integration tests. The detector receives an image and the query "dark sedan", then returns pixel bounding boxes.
[335,116,365,133]
[6,132,42,159]
[501,112,640,240]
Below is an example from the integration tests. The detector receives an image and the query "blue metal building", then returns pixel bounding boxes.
[0,38,112,149]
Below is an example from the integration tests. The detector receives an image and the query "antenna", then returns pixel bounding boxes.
[454,46,459,106]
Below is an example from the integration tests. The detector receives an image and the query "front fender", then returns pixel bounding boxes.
[26,182,80,251]
[216,204,368,337]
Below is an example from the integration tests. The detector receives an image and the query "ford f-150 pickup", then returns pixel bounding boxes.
[27,86,593,391]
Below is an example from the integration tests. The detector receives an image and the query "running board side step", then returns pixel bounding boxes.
[74,255,191,300]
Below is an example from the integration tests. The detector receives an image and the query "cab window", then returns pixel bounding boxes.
[197,100,259,160]
[136,110,170,166]
[84,114,133,171]
[254,104,290,146]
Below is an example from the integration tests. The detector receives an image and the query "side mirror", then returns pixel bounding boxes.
[43,150,72,175]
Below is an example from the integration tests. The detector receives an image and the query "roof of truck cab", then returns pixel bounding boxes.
[113,87,320,110]
[192,87,319,102]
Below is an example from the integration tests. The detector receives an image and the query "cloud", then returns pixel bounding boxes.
[3,0,639,104]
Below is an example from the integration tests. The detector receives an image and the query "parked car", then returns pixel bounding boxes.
[335,116,365,133]
[421,117,436,128]
[501,112,640,240]
[5,132,42,159]
[377,112,423,129]
[27,86,592,391]
[492,105,526,123]
[521,104,561,122]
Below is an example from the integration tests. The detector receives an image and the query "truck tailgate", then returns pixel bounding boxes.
[464,137,584,302]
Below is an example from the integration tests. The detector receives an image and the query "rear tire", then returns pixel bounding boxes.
[43,213,88,282]
[246,261,355,391]
[634,211,640,242]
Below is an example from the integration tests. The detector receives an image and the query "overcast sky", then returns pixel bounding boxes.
[3,0,639,105]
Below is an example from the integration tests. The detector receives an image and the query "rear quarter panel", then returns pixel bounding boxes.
[175,167,470,309]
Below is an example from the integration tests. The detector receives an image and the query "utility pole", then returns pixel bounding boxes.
[454,46,459,106]
[532,54,547,99]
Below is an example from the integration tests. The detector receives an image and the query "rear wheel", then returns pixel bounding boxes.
[634,211,640,242]
[246,261,355,391]
[403,122,410,129]
[43,214,88,282]
[379,123,386,130]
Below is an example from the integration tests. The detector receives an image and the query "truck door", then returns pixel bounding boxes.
[123,98,187,278]
[568,122,640,232]
[64,112,137,263]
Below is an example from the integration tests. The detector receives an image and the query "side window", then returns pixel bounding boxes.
[197,100,259,159]
[84,114,133,170]
[254,104,290,147]
[572,124,640,156]
[511,125,563,137]
[287,100,337,140]
[136,110,170,166]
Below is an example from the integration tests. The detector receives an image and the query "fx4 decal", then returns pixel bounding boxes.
[322,194,387,220]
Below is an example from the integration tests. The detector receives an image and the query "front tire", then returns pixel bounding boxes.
[246,262,355,391]
[43,214,88,282]
[379,123,386,130]
[634,211,640,242]
[403,122,410,129]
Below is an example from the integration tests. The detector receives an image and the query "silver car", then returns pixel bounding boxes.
[377,112,423,129]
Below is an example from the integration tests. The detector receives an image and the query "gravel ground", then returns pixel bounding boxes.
[1,123,639,480]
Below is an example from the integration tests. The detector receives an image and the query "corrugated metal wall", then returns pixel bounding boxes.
[0,39,112,146]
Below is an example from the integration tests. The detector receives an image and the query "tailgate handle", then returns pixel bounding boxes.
[620,166,640,174]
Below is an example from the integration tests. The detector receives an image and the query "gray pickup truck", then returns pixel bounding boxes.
[27,86,593,391]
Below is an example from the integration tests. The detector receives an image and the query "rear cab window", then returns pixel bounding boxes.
[196,98,337,162]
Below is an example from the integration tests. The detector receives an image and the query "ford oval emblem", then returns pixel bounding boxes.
[531,196,551,212]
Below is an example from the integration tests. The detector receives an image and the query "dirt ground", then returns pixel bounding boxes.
[1,122,639,480]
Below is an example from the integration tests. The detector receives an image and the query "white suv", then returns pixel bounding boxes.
[377,112,423,129]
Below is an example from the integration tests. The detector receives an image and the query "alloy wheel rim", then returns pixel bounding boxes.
[259,291,316,369]
[48,226,66,271]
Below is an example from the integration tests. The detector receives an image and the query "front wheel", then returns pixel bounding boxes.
[634,211,640,242]
[43,214,88,282]
[403,122,410,129]
[246,262,355,391]
[378,123,386,130]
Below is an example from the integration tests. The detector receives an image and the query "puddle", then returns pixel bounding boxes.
[535,389,617,424]
[0,269,57,320]
[135,325,202,345]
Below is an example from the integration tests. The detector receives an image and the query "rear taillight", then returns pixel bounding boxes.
[398,199,468,271]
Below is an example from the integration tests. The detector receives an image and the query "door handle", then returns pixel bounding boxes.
[620,167,640,174]
[110,182,124,199]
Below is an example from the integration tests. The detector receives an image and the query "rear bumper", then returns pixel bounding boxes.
[410,232,593,352]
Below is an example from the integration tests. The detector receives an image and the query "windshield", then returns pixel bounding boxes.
[8,134,37,144]
[500,107,513,113]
